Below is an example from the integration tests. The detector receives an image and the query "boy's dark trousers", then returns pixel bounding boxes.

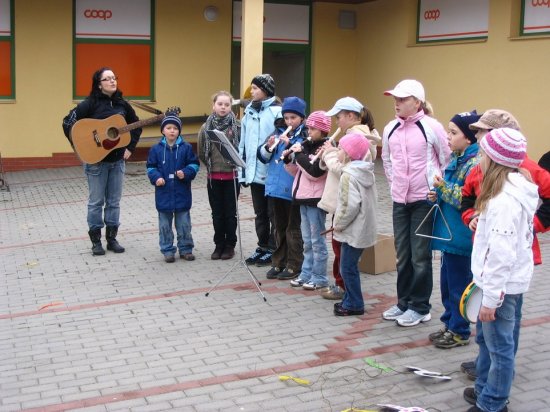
[271,197,303,272]
[207,178,239,248]
[250,183,275,251]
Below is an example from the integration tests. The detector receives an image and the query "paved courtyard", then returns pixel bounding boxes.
[1,159,549,412]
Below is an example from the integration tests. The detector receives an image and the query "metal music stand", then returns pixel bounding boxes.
[204,130,267,302]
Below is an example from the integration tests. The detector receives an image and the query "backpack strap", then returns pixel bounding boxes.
[387,120,428,142]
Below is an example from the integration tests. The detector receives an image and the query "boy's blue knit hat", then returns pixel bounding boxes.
[450,110,480,143]
[282,96,306,118]
[161,115,182,135]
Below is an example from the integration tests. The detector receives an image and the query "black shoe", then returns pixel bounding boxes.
[88,229,105,256]
[105,226,125,253]
[245,248,264,264]
[164,254,175,263]
[255,251,272,267]
[277,268,300,280]
[266,266,284,279]
[461,360,477,381]
[211,245,223,260]
[220,246,235,260]
[466,406,507,412]
[334,302,364,316]
[464,387,476,406]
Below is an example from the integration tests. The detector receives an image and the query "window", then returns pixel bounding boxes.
[0,0,14,100]
[73,0,154,100]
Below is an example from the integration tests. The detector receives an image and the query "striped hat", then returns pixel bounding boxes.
[306,110,331,133]
[480,127,526,168]
[161,114,182,135]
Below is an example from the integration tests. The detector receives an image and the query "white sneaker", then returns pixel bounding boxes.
[396,309,431,327]
[382,305,405,320]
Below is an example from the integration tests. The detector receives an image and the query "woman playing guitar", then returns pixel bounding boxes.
[62,67,142,256]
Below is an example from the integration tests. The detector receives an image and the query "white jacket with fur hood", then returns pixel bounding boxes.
[333,160,377,249]
[318,125,381,214]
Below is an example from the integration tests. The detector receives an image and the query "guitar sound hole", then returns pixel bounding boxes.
[107,127,119,140]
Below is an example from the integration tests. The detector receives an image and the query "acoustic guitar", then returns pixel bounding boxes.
[71,107,181,164]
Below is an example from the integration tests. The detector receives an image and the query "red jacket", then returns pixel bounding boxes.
[461,156,550,265]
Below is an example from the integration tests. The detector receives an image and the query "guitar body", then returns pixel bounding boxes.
[71,114,131,164]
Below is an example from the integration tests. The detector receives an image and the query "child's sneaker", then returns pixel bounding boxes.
[395,309,431,327]
[266,266,284,279]
[164,254,175,263]
[320,284,344,300]
[245,247,264,264]
[255,251,272,267]
[278,268,299,280]
[290,278,306,287]
[433,331,469,349]
[302,282,327,290]
[428,327,448,342]
[382,305,405,320]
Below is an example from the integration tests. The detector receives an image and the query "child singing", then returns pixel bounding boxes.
[147,115,200,263]
[198,91,241,260]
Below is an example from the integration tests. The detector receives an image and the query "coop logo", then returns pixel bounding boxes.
[424,9,440,20]
[532,0,550,7]
[84,9,113,20]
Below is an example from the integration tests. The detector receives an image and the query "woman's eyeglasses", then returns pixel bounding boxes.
[100,76,118,82]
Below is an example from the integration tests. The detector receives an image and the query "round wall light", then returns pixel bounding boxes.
[204,6,219,22]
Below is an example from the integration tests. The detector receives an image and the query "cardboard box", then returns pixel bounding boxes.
[358,233,396,275]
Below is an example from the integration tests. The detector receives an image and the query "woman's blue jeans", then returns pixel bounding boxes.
[158,210,194,256]
[475,293,523,412]
[340,243,365,311]
[85,160,125,230]
[299,205,328,285]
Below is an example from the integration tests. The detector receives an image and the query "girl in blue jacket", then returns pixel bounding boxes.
[428,110,481,348]
[147,115,200,262]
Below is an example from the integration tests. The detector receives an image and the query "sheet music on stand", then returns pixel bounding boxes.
[206,130,245,169]
[204,129,267,301]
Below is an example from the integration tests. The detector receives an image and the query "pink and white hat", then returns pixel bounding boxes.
[480,127,527,168]
[306,110,331,133]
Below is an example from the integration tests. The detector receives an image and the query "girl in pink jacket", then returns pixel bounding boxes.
[283,111,331,290]
[381,79,451,327]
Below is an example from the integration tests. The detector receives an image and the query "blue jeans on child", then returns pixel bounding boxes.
[340,243,365,311]
[440,252,472,338]
[298,205,328,286]
[475,293,522,412]
[158,210,194,256]
[85,160,125,230]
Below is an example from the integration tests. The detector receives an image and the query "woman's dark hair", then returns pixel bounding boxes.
[89,66,123,102]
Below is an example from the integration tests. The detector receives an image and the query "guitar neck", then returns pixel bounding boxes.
[118,113,166,134]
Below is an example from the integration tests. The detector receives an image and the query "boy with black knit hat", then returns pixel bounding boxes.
[239,74,281,266]
[258,96,307,280]
[147,115,200,263]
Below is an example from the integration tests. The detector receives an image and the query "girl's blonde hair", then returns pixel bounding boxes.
[211,90,234,103]
[474,157,514,213]
[422,100,434,116]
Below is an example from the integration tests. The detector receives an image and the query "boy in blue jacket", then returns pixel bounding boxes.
[147,115,200,262]
[258,97,307,280]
